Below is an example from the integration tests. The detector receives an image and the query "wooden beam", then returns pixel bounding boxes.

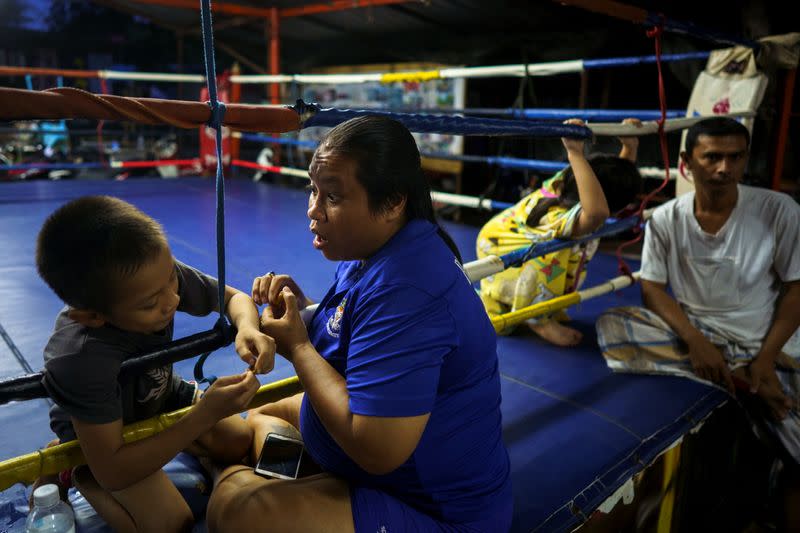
[280,0,418,18]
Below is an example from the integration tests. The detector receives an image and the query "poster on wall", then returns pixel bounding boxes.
[297,65,466,174]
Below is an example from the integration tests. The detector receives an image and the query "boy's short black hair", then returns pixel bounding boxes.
[36,195,167,312]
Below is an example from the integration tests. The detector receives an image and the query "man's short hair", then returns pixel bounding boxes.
[36,195,168,312]
[685,117,751,155]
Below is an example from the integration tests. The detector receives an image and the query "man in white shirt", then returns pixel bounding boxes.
[596,116,800,528]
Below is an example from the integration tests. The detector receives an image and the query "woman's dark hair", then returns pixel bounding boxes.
[318,115,462,262]
[526,154,643,227]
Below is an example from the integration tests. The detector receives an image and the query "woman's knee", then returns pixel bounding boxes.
[207,472,293,532]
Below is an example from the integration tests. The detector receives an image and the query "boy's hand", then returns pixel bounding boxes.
[561,118,586,155]
[234,326,276,374]
[197,371,260,424]
[252,272,308,318]
[260,287,311,362]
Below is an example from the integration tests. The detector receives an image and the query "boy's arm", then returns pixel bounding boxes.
[72,371,259,492]
[224,286,276,373]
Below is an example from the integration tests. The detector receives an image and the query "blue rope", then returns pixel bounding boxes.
[294,100,593,139]
[582,51,710,69]
[195,0,229,386]
[502,216,641,269]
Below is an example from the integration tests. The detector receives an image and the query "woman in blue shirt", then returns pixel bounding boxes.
[207,116,512,533]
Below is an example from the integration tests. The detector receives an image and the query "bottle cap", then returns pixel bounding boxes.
[32,484,60,507]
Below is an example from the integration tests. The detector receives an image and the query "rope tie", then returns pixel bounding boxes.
[292,99,321,125]
[615,16,671,283]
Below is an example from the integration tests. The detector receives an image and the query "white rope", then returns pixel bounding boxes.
[579,272,641,300]
[99,70,205,82]
[440,60,585,79]
[587,111,755,136]
[430,191,495,210]
[639,167,679,179]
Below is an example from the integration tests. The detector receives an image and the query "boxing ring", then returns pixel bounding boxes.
[2,0,786,530]
[0,177,728,532]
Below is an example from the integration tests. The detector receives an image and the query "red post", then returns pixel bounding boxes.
[230,62,242,162]
[269,7,280,105]
[772,68,796,191]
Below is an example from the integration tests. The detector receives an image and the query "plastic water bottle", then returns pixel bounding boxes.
[25,484,75,533]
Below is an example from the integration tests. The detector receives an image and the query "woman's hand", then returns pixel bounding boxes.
[252,272,308,318]
[260,287,311,361]
[561,118,586,155]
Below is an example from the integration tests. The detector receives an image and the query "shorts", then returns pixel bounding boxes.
[350,485,513,533]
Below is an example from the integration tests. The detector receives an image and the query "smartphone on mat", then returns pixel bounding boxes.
[254,432,304,480]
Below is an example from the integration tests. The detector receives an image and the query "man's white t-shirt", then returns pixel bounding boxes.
[641,184,800,344]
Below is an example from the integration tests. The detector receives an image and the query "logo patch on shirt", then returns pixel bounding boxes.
[139,366,170,403]
[326,296,347,338]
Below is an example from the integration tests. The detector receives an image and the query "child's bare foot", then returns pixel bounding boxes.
[528,321,583,347]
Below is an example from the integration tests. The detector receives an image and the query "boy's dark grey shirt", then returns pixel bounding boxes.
[43,261,219,441]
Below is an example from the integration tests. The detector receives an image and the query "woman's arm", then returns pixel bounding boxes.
[261,288,429,475]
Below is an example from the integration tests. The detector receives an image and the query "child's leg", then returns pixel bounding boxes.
[176,381,253,464]
[478,292,516,336]
[249,392,304,431]
[74,464,193,533]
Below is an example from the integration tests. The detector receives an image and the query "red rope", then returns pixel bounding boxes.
[615,16,673,278]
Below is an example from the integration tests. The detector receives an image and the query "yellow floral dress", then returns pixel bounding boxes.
[476,171,599,334]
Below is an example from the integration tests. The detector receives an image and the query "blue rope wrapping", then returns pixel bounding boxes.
[582,51,710,69]
[241,133,568,173]
[502,216,640,269]
[486,156,565,173]
[508,109,684,121]
[195,0,229,386]
[294,100,593,139]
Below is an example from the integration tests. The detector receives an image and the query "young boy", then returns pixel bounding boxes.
[35,195,275,532]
